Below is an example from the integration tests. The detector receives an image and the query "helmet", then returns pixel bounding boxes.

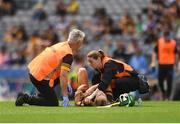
[128,94,135,107]
[119,93,129,106]
[119,93,135,107]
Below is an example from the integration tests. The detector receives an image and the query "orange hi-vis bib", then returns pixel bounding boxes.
[28,42,73,87]
[102,56,134,88]
[158,38,176,65]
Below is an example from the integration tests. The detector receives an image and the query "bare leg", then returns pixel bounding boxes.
[75,68,89,106]
[77,68,89,87]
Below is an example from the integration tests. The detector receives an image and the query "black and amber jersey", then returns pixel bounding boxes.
[92,58,138,92]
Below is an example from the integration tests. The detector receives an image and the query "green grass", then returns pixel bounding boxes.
[0,101,180,123]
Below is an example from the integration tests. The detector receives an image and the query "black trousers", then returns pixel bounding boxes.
[112,76,140,100]
[158,64,174,99]
[27,74,59,106]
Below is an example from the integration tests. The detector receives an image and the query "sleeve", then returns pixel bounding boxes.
[61,54,73,72]
[98,61,124,92]
[91,70,101,85]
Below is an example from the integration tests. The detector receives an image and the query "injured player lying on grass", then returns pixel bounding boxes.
[75,84,109,106]
[74,82,138,107]
[74,67,111,106]
[74,67,145,107]
[74,82,142,107]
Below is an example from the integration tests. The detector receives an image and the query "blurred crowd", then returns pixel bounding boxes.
[0,0,16,17]
[0,0,180,101]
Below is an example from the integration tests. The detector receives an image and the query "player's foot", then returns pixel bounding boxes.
[138,75,149,94]
[15,92,29,106]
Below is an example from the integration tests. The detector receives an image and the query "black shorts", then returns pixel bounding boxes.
[28,74,59,106]
[112,76,140,100]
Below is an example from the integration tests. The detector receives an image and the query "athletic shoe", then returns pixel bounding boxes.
[138,75,149,94]
[15,92,28,106]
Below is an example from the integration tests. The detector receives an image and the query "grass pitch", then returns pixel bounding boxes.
[0,101,180,123]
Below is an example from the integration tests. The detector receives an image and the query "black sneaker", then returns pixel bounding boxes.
[15,93,28,106]
[138,75,149,94]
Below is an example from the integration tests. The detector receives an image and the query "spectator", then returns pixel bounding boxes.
[135,13,143,34]
[42,25,59,45]
[26,32,43,61]
[113,41,130,62]
[101,35,116,56]
[88,7,114,37]
[129,47,148,75]
[118,10,135,35]
[127,38,140,55]
[0,0,16,17]
[11,48,26,65]
[32,3,47,21]
[69,18,80,30]
[3,25,18,43]
[15,25,28,42]
[67,0,79,14]
[55,16,71,41]
[56,0,67,17]
[3,25,28,43]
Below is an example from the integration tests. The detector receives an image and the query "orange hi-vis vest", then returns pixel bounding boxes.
[28,42,73,87]
[158,38,176,65]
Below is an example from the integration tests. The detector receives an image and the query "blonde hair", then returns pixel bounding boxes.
[68,29,85,43]
[87,49,105,60]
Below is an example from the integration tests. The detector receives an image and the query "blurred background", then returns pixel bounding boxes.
[0,0,180,101]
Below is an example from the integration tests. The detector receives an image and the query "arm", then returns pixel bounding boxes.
[175,53,179,67]
[98,61,122,92]
[175,45,179,69]
[60,54,73,100]
[150,43,158,68]
[79,84,99,106]
[86,88,100,99]
[60,69,69,96]
[77,84,89,92]
[84,88,100,106]
[91,70,101,85]
[150,51,157,68]
[84,84,98,97]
